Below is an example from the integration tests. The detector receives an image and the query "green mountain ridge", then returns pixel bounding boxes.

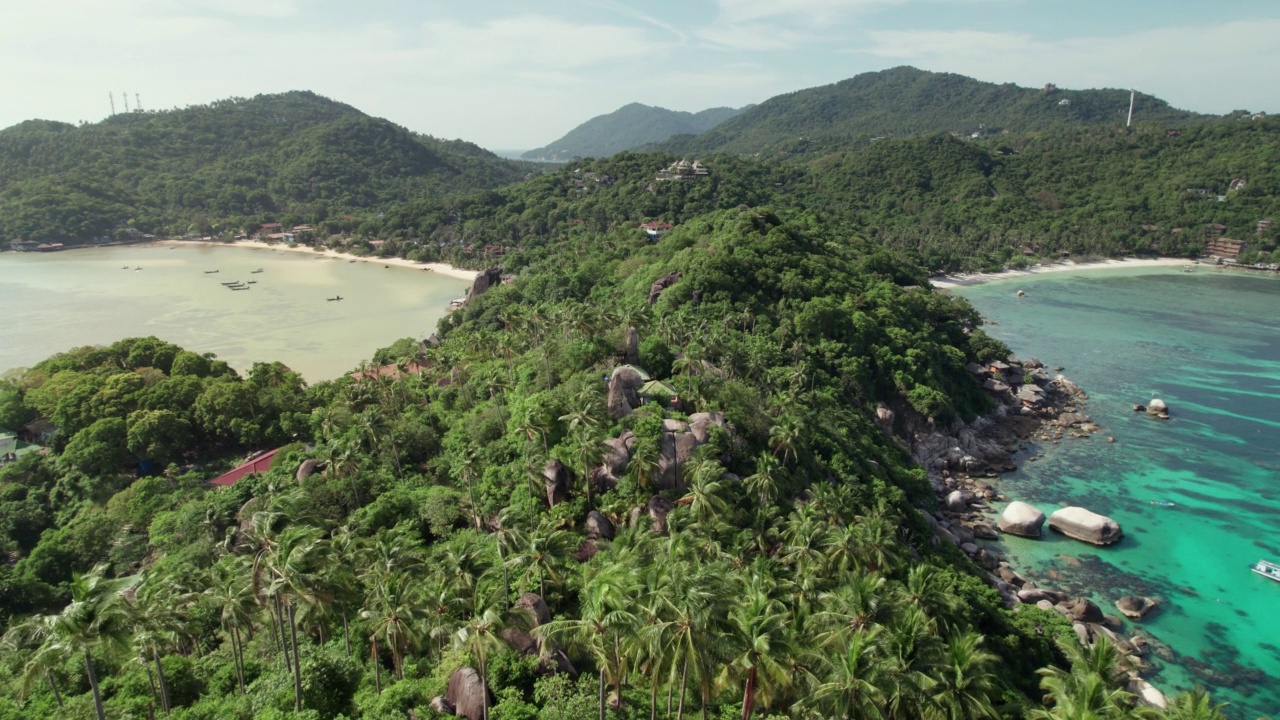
[657,66,1210,156]
[0,91,528,244]
[521,102,747,161]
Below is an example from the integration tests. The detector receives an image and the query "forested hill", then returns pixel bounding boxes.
[658,66,1210,156]
[364,119,1280,274]
[0,91,528,245]
[521,103,746,162]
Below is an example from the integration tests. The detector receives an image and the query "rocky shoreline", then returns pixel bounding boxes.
[895,356,1170,708]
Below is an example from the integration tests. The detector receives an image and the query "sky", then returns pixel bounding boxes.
[1,0,1278,149]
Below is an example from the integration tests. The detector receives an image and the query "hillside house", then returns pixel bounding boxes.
[1229,178,1248,191]
[656,159,709,181]
[640,221,673,239]
[1204,223,1227,237]
[1257,219,1273,235]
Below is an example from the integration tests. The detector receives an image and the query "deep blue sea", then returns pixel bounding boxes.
[955,267,1280,719]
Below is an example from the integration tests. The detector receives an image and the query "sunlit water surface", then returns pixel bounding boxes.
[0,244,471,380]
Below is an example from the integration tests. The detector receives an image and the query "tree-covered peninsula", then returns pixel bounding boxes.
[0,207,1234,719]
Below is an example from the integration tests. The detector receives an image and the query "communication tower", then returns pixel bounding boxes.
[1126,90,1135,128]
[135,93,142,112]
[123,92,130,112]
[109,92,116,115]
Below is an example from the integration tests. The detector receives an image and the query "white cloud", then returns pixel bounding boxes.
[857,20,1280,113]
[714,0,906,24]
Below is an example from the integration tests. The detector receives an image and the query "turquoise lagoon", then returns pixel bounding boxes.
[955,267,1280,719]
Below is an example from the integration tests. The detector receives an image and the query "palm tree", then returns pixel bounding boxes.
[650,561,733,720]
[625,433,661,490]
[360,570,428,689]
[506,523,576,599]
[12,564,139,720]
[261,526,328,712]
[811,570,886,647]
[768,419,802,465]
[924,631,999,720]
[131,571,199,715]
[570,425,604,510]
[455,600,528,720]
[722,589,795,720]
[745,452,784,507]
[537,562,641,720]
[903,565,959,621]
[681,459,731,529]
[805,626,888,720]
[1028,670,1135,720]
[1030,637,1134,720]
[205,558,256,693]
[1162,688,1228,720]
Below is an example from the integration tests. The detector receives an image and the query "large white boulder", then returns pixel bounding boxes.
[999,501,1046,538]
[1048,506,1123,545]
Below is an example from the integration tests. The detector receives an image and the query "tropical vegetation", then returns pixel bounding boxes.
[0,208,1247,718]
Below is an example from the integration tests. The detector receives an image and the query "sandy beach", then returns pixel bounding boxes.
[929,257,1194,288]
[155,239,482,281]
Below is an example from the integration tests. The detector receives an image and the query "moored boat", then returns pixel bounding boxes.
[251,268,264,273]
[1252,559,1280,582]
[1150,500,1176,507]
[204,269,219,274]
[327,296,343,301]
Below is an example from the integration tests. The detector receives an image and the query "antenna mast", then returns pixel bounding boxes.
[1126,90,1135,128]
[123,92,129,112]
[135,93,142,112]
[109,92,116,115]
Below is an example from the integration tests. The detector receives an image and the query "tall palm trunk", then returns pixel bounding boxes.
[85,650,106,720]
[153,647,171,714]
[649,670,659,720]
[46,670,63,708]
[342,615,352,657]
[677,658,689,720]
[741,667,757,720]
[288,603,304,712]
[143,657,160,714]
[480,658,490,720]
[273,594,292,672]
[598,668,606,720]
[372,637,383,694]
[232,625,247,693]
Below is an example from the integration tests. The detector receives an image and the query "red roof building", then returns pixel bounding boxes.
[208,447,283,487]
[640,221,674,238]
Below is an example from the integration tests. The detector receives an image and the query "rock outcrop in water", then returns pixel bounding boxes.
[1049,506,1124,546]
[1116,595,1158,620]
[999,501,1046,538]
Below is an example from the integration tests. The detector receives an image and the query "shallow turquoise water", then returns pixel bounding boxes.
[0,245,470,380]
[955,267,1280,719]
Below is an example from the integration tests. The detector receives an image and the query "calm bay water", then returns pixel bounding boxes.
[0,244,472,381]
[956,268,1280,719]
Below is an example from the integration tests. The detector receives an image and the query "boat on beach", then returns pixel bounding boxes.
[251,268,264,273]
[204,269,219,274]
[1252,559,1280,582]
[327,296,343,301]
[221,280,241,286]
